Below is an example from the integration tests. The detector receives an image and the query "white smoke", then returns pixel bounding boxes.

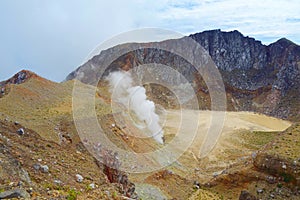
[107,71,164,144]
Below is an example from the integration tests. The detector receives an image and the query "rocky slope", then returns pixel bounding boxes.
[0,71,136,199]
[237,123,300,200]
[0,119,121,199]
[66,29,300,121]
[254,123,300,186]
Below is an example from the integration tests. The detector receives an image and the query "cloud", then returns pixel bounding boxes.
[151,0,300,42]
[0,0,299,81]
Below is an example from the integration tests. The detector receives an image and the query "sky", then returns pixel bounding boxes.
[0,0,300,82]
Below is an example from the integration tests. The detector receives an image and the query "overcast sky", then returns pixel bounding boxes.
[1,0,300,82]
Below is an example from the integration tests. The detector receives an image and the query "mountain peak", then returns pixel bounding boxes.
[276,37,292,43]
[273,37,297,47]
[1,70,38,86]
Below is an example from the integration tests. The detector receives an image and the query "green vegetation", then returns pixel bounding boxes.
[85,184,93,192]
[67,188,81,200]
[112,191,118,199]
[238,130,278,149]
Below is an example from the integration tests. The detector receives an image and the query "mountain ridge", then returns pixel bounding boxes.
[65,29,300,121]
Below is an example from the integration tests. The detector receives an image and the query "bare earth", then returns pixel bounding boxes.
[131,110,292,199]
[163,110,291,164]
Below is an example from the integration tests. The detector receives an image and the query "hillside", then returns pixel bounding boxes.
[0,70,74,142]
[0,71,132,199]
[1,70,298,199]
[2,67,300,200]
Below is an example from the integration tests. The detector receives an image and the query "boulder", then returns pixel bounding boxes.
[0,188,30,199]
[17,128,24,136]
[40,165,49,173]
[76,174,83,183]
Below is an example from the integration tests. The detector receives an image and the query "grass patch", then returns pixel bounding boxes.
[67,188,81,200]
[239,130,278,149]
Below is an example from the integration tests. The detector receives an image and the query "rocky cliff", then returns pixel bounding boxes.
[66,29,300,121]
[190,30,300,120]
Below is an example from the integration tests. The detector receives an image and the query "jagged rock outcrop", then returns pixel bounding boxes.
[190,30,300,90]
[94,145,137,198]
[66,29,300,120]
[191,30,268,72]
[190,30,300,120]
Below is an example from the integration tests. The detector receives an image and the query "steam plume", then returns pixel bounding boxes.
[107,71,164,144]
